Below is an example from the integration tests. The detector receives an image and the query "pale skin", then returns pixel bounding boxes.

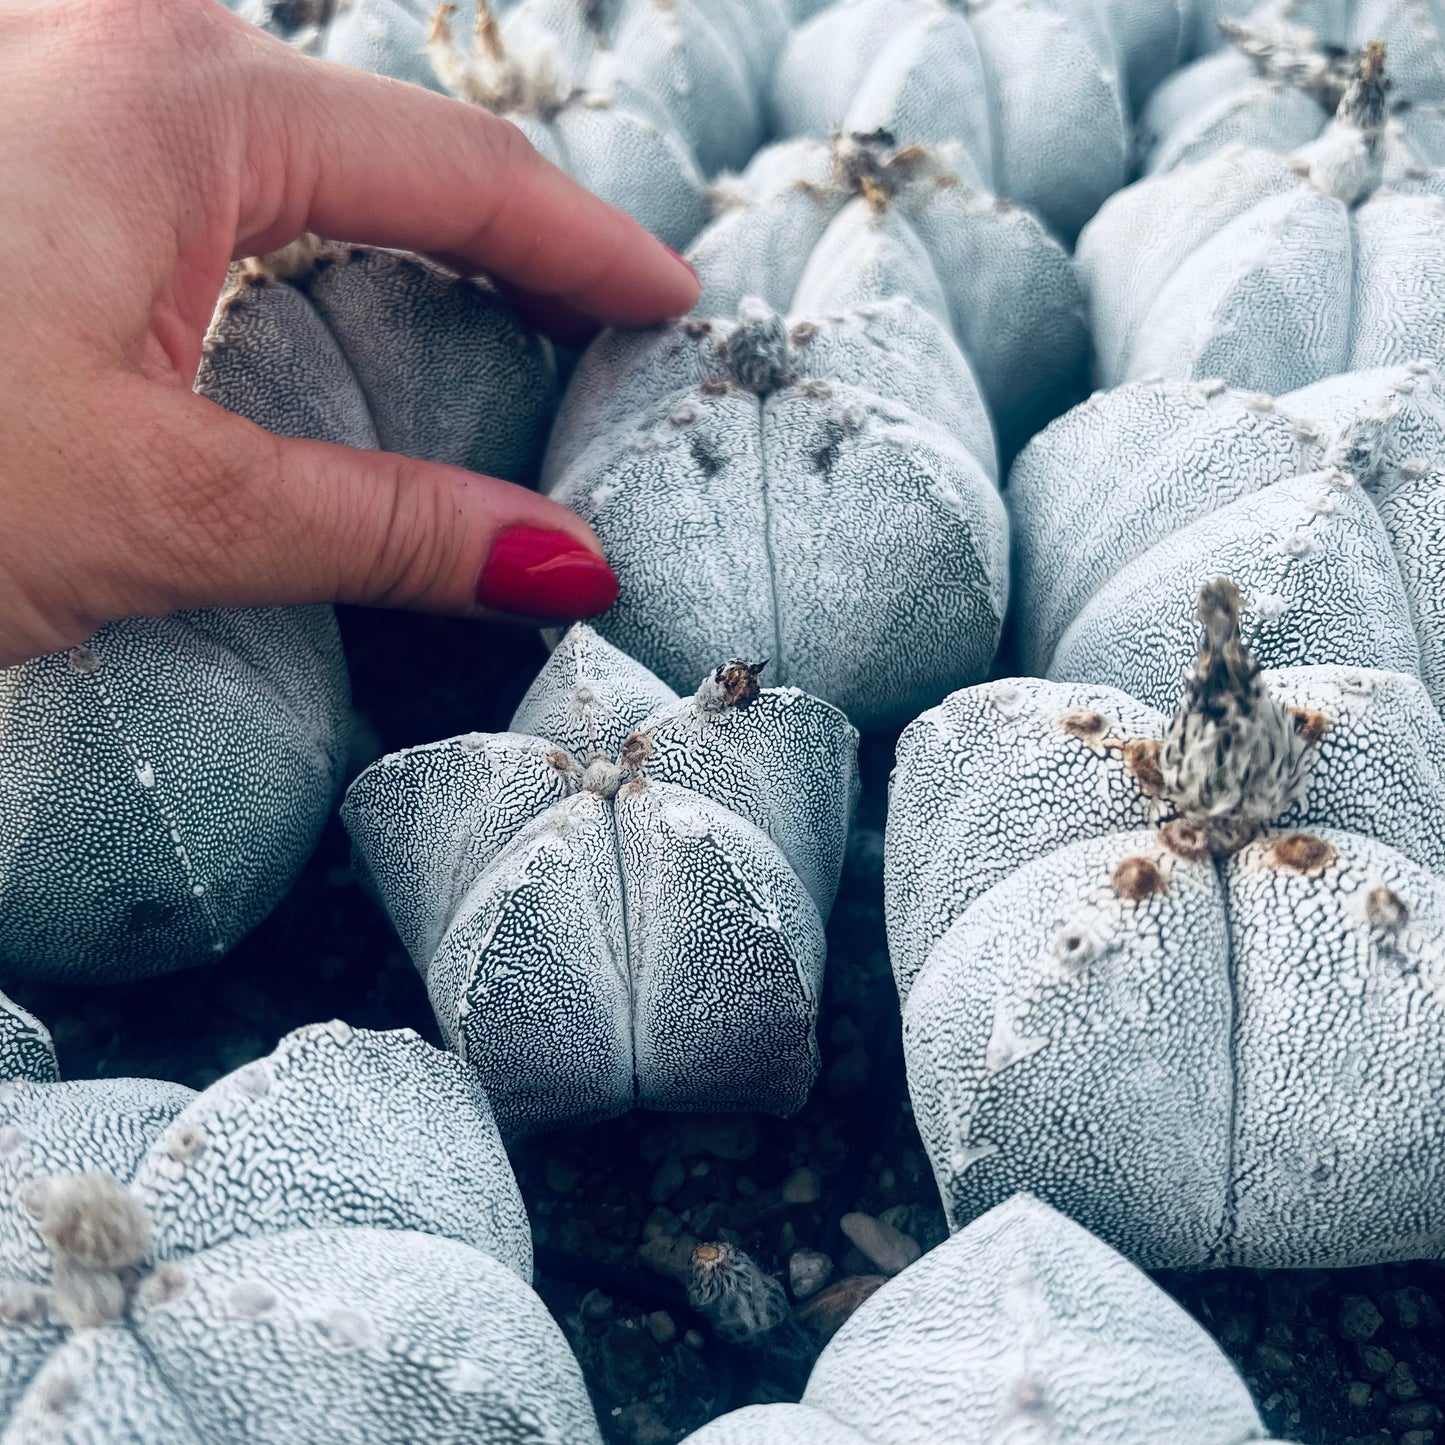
[0,0,699,668]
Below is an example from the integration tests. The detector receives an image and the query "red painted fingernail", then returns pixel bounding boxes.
[475,527,619,620]
[665,244,699,284]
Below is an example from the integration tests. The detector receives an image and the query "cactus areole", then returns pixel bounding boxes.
[889,582,1445,1268]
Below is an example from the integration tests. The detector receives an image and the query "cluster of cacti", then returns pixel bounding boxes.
[0,1021,602,1440]
[11,0,1445,1439]
[343,623,858,1133]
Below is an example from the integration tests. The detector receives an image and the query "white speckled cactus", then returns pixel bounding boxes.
[1082,44,1445,392]
[889,586,1445,1268]
[316,0,790,248]
[1009,363,1445,713]
[1142,9,1445,175]
[681,1194,1287,1444]
[0,1022,602,1441]
[0,241,556,985]
[0,993,56,1087]
[342,624,858,1136]
[770,0,1188,242]
[543,134,1084,728]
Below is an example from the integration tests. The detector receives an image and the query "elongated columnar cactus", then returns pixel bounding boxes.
[0,1022,602,1440]
[681,1194,1288,1444]
[889,585,1445,1268]
[343,624,859,1135]
[1008,362,1445,714]
[1081,45,1445,392]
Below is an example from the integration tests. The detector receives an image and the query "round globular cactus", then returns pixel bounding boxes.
[543,133,1083,729]
[1081,43,1445,393]
[679,1194,1288,1444]
[0,1022,602,1441]
[889,584,1445,1268]
[1008,362,1445,714]
[770,0,1186,243]
[1142,15,1445,176]
[342,624,859,1135]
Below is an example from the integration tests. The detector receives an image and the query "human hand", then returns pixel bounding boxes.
[0,0,698,668]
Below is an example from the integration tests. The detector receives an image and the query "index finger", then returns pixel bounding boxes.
[238,40,700,327]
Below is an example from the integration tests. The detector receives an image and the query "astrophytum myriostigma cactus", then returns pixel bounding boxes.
[0,240,556,986]
[1081,44,1445,392]
[343,624,858,1136]
[1008,362,1445,714]
[0,1022,602,1442]
[681,1194,1288,1445]
[1141,9,1445,176]
[543,133,1084,729]
[316,0,790,248]
[771,0,1188,242]
[888,583,1445,1268]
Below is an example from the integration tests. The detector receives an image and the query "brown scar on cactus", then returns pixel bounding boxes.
[1266,832,1338,875]
[1112,855,1167,901]
[1156,579,1314,857]
[1366,885,1409,932]
[1059,709,1110,754]
[1290,707,1332,744]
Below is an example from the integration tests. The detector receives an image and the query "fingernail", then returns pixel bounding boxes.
[475,527,619,620]
[665,244,699,284]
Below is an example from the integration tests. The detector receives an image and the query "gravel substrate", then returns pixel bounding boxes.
[9,605,1443,1443]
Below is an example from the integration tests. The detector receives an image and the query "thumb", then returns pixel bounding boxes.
[109,388,617,625]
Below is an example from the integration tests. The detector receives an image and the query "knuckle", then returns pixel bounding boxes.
[353,460,468,609]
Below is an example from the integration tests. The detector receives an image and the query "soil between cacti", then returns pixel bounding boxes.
[8,605,1442,1445]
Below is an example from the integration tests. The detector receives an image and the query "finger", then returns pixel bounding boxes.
[112,388,618,624]
[241,48,699,327]
[421,254,605,348]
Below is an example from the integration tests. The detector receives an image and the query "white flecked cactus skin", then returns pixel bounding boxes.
[681,1194,1286,1444]
[0,243,557,987]
[315,0,790,248]
[0,994,57,1088]
[0,1022,602,1441]
[770,0,1188,243]
[342,624,859,1136]
[888,645,1445,1267]
[543,135,1083,729]
[1142,4,1445,177]
[1008,363,1445,712]
[1081,44,1445,393]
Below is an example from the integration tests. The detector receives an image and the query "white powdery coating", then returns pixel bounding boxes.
[1008,366,1445,712]
[0,1025,597,1442]
[1079,134,1445,391]
[343,624,859,1135]
[316,0,792,247]
[543,136,1084,729]
[889,668,1445,1268]
[0,995,56,1086]
[769,0,1183,241]
[682,1194,1279,1444]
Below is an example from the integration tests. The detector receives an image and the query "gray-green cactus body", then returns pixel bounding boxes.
[1008,363,1445,713]
[681,1194,1285,1444]
[1142,9,1445,176]
[317,0,790,248]
[543,136,1082,730]
[1081,46,1445,392]
[770,0,1185,243]
[0,244,555,986]
[0,1022,601,1442]
[1189,0,1445,73]
[888,663,1445,1267]
[0,995,56,1087]
[343,625,859,1135]
[225,0,334,41]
